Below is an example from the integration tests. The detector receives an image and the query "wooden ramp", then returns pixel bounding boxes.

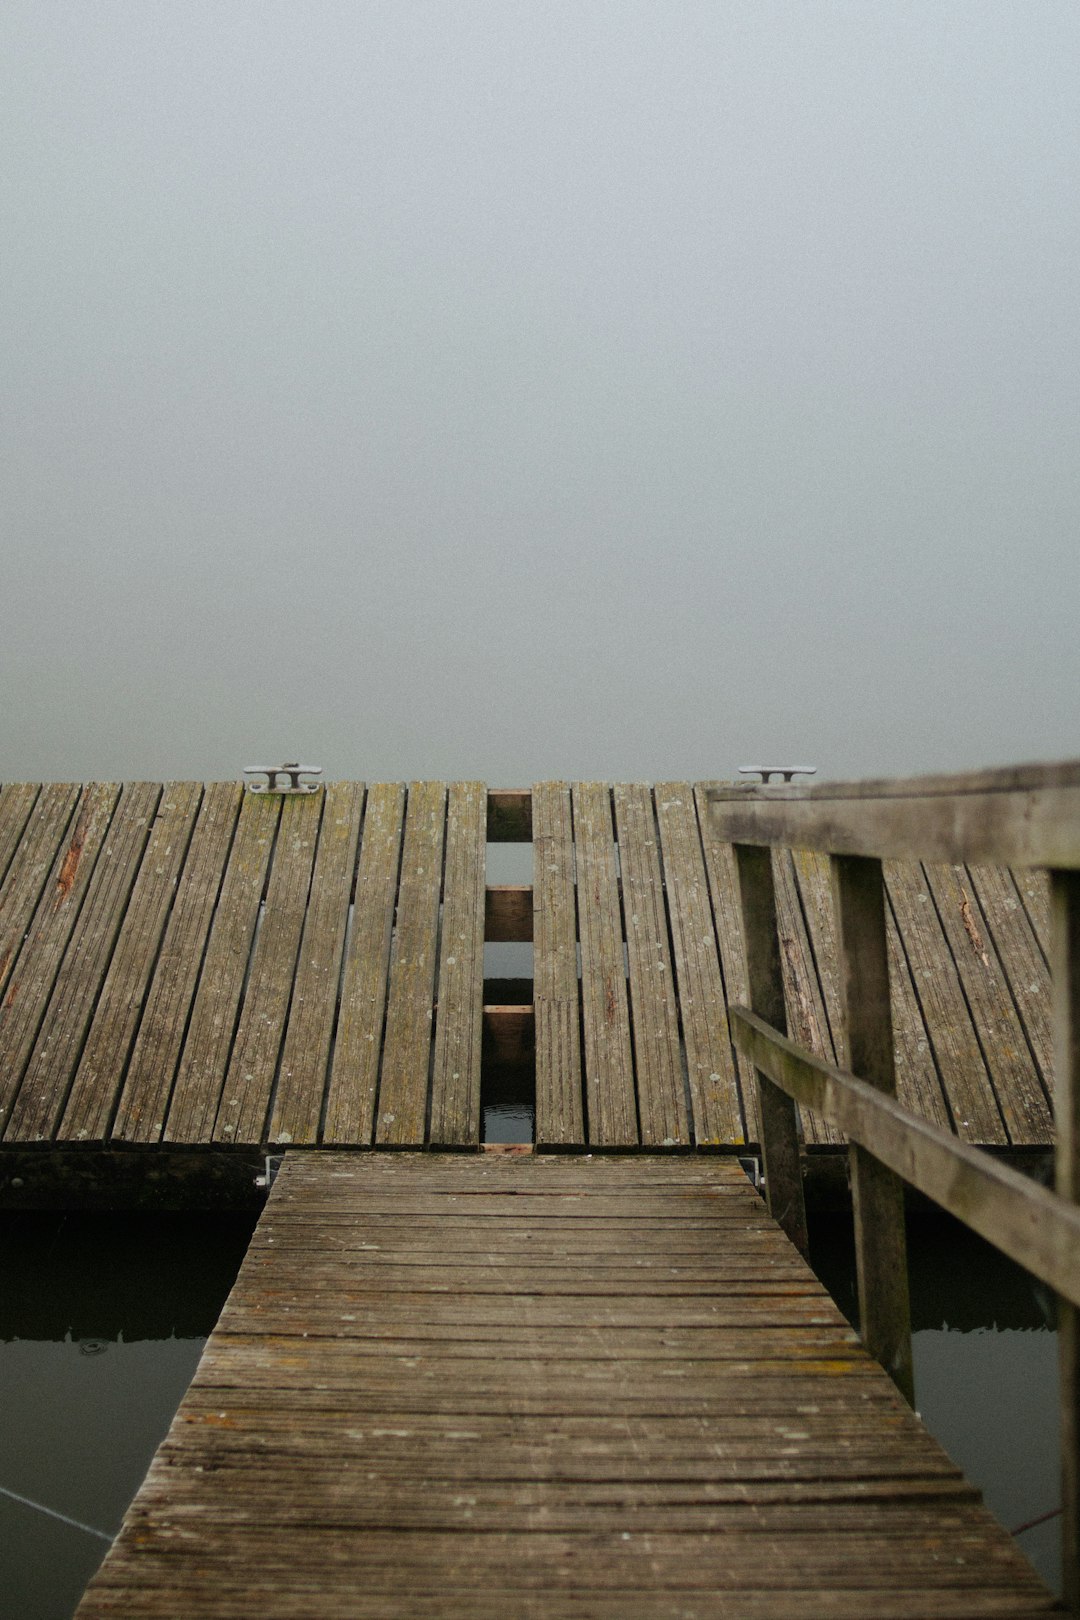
[76,1153,1055,1618]
[0,779,1055,1160]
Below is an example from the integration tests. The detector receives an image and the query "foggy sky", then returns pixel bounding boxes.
[4,2,1078,786]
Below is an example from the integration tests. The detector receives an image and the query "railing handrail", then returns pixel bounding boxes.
[706,756,1080,869]
[707,759,1080,1606]
[729,1005,1080,1305]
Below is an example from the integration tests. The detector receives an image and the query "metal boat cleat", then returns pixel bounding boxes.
[243,763,323,794]
[737,766,817,785]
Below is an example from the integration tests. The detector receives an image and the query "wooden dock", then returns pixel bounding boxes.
[0,780,1055,1171]
[75,1152,1057,1618]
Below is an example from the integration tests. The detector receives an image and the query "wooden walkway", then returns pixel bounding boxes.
[76,1152,1056,1617]
[0,779,1055,1157]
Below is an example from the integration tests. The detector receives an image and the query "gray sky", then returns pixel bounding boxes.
[3,2,1078,786]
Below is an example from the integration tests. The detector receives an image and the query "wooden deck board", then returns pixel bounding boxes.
[0,783,81,1007]
[60,783,203,1142]
[792,848,954,1134]
[267,781,366,1145]
[375,781,446,1146]
[613,783,688,1146]
[0,783,120,1135]
[76,1153,1055,1619]
[533,781,584,1148]
[322,781,405,1145]
[163,789,281,1143]
[654,783,743,1145]
[4,781,160,1142]
[214,794,323,1145]
[429,781,487,1146]
[0,782,41,893]
[574,782,637,1146]
[111,782,242,1142]
[694,785,761,1142]
[0,779,1058,1158]
[924,862,1053,1144]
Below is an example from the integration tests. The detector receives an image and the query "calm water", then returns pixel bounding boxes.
[812,1213,1061,1594]
[0,1213,255,1619]
[0,1200,1060,1617]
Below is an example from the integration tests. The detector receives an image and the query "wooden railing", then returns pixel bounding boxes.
[707,760,1080,1608]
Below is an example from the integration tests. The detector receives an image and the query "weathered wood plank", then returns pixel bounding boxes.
[885,861,1006,1144]
[0,783,119,1134]
[60,782,203,1142]
[78,1153,1054,1619]
[375,782,446,1146]
[532,781,584,1148]
[323,781,406,1145]
[613,784,687,1146]
[111,782,242,1143]
[163,790,281,1143]
[214,793,324,1144]
[773,847,842,1146]
[654,784,743,1146]
[923,861,1052,1145]
[4,782,161,1141]
[573,782,637,1146]
[1017,867,1052,963]
[792,848,953,1132]
[0,781,81,1003]
[966,864,1055,1128]
[0,782,40,893]
[268,782,365,1145]
[693,786,760,1142]
[430,782,486,1146]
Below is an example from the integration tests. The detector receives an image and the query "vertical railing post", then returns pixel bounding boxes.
[830,854,914,1406]
[733,843,809,1256]
[1052,869,1080,1612]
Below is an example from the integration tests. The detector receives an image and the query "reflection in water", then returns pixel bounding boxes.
[0,1213,254,1620]
[811,1212,1060,1595]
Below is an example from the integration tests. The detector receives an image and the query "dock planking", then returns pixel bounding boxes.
[76,1152,1056,1618]
[0,778,1059,1161]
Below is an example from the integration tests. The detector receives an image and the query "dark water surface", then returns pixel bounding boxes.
[811,1213,1060,1595]
[0,1202,1060,1617]
[0,1213,255,1619]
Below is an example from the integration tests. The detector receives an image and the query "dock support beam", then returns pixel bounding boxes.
[831,854,914,1407]
[1053,869,1080,1615]
[734,844,808,1256]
